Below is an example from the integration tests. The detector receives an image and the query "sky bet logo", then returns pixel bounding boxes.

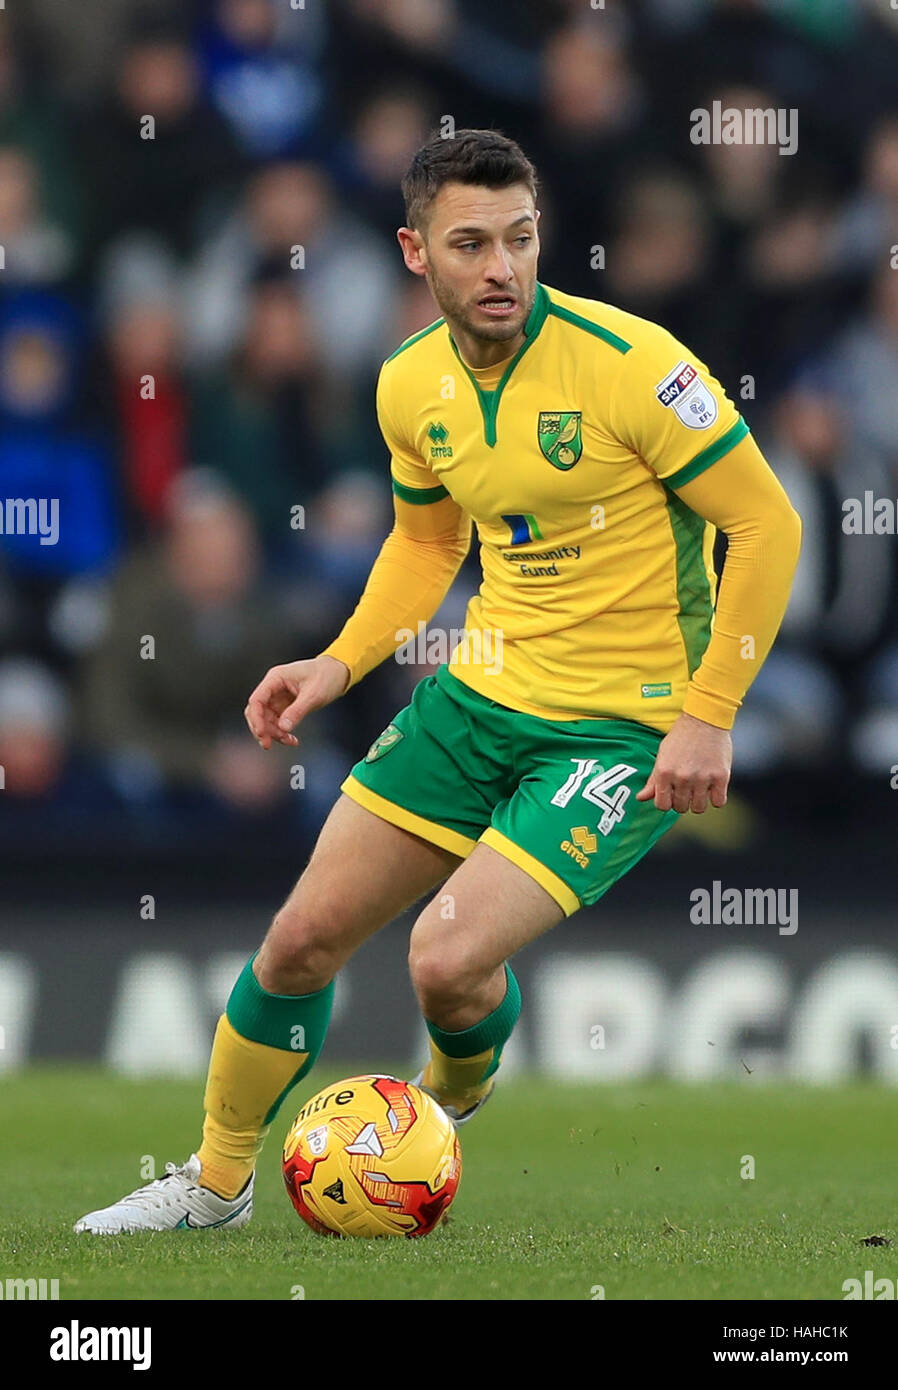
[655,361,718,430]
[656,362,699,408]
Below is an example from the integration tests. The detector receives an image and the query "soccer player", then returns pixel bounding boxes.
[76,130,800,1233]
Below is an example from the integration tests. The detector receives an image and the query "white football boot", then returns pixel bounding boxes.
[410,1070,495,1128]
[74,1154,253,1234]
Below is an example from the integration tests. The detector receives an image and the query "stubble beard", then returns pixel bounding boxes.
[426,264,535,346]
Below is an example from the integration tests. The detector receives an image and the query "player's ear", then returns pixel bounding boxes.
[397,226,428,277]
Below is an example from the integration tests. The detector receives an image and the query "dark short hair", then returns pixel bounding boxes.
[401,128,538,231]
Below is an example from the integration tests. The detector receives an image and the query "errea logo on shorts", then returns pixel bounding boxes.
[655,361,718,430]
[560,826,597,868]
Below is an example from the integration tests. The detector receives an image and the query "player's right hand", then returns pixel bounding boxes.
[244,655,351,750]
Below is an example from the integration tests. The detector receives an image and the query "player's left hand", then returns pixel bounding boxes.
[635,712,732,814]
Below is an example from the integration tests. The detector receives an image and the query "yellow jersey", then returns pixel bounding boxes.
[375,281,750,730]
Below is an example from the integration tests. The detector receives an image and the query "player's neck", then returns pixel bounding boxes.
[449,322,527,371]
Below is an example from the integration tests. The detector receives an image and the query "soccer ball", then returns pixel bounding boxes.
[282,1074,461,1237]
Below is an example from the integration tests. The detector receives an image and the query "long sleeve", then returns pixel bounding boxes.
[671,433,802,728]
[319,491,472,687]
[320,354,473,686]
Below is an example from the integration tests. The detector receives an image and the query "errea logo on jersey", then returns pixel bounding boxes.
[655,361,718,430]
[427,422,453,458]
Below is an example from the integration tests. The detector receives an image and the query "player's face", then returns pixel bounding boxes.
[404,182,539,350]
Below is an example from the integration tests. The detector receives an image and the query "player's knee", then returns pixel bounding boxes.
[408,941,477,1015]
[256,902,342,993]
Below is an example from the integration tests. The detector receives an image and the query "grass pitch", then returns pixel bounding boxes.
[0,1066,892,1301]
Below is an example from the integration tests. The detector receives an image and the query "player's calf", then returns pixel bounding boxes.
[409,952,522,1122]
[408,941,507,1031]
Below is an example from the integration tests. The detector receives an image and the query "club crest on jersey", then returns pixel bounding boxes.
[538,411,583,469]
[655,361,718,430]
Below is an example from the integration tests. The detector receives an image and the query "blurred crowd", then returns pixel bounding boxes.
[1,0,897,849]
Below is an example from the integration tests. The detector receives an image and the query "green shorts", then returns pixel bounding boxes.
[342,666,678,917]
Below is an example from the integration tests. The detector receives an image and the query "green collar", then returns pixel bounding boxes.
[448,281,550,448]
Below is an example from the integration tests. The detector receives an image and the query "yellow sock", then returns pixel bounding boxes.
[422,1042,496,1113]
[197,1015,308,1199]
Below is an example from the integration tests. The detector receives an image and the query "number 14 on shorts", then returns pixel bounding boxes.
[550,760,638,836]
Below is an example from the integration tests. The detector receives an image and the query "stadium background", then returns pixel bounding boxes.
[1,0,896,1087]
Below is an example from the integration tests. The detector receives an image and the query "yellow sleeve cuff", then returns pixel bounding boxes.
[681,686,739,731]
